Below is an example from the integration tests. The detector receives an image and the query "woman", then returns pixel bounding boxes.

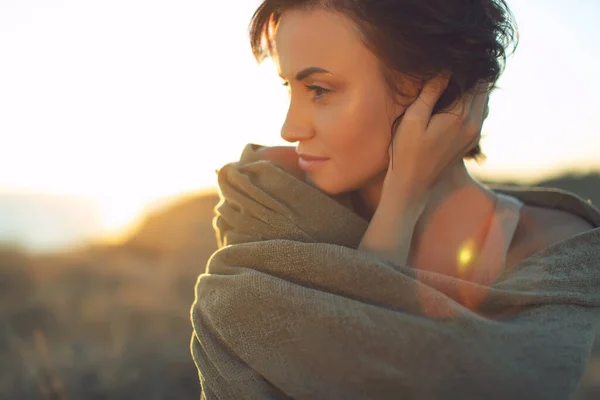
[191,1,600,399]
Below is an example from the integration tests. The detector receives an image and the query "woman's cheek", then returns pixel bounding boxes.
[340,94,365,123]
[315,103,348,135]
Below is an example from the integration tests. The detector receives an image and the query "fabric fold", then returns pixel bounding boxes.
[192,143,600,400]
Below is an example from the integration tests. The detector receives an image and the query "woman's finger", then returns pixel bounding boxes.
[405,71,451,128]
[453,90,476,120]
[427,91,474,136]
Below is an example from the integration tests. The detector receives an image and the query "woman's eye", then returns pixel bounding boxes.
[281,82,331,101]
[304,84,331,100]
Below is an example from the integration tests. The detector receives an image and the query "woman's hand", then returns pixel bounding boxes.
[385,72,489,201]
[255,146,306,181]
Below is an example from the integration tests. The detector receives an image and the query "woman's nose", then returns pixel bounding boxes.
[280,112,315,143]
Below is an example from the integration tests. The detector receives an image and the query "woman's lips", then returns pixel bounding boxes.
[297,153,328,161]
[298,156,328,171]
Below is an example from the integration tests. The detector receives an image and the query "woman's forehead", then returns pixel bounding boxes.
[274,9,373,79]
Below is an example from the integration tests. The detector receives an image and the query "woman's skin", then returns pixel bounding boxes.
[269,8,594,277]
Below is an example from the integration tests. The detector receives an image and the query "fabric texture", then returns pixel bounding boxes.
[191,143,600,400]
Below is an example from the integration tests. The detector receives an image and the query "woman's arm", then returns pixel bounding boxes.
[358,74,488,266]
[357,181,426,266]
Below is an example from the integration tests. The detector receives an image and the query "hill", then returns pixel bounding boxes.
[481,171,600,206]
[0,192,103,252]
[0,172,599,399]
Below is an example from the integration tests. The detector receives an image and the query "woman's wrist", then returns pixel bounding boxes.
[357,179,428,265]
[381,176,429,213]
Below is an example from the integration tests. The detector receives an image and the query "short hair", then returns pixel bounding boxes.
[249,0,519,163]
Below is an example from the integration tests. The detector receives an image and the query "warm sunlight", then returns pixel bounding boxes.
[1,0,599,250]
[2,2,600,399]
[457,239,476,274]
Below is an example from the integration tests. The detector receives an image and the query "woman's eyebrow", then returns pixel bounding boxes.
[279,66,332,81]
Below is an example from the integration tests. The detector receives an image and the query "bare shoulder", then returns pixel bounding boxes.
[528,205,595,237]
[507,205,595,268]
[255,146,306,181]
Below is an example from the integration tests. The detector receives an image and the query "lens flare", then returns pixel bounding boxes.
[457,238,476,275]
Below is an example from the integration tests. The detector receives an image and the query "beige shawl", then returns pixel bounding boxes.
[191,143,600,400]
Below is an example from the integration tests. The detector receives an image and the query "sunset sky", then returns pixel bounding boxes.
[1,0,599,239]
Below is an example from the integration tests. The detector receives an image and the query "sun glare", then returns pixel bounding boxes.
[1,1,599,252]
[457,238,476,275]
[96,197,148,242]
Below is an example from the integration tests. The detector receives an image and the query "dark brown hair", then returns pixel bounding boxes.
[249,0,519,163]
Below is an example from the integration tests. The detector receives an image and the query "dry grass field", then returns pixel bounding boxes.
[1,173,599,399]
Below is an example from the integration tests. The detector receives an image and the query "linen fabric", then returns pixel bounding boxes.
[191,143,600,400]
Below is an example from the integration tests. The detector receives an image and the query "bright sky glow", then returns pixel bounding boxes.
[1,0,599,238]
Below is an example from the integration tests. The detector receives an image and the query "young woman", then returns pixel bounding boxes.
[191,1,600,399]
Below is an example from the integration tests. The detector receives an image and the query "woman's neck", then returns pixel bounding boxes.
[355,162,499,251]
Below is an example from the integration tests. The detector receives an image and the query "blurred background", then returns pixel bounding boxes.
[1,0,599,398]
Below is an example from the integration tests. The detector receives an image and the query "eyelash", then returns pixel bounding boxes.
[282,82,332,101]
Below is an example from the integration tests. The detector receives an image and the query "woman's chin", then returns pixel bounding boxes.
[304,175,346,196]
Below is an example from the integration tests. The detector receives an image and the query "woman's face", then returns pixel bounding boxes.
[275,9,411,195]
